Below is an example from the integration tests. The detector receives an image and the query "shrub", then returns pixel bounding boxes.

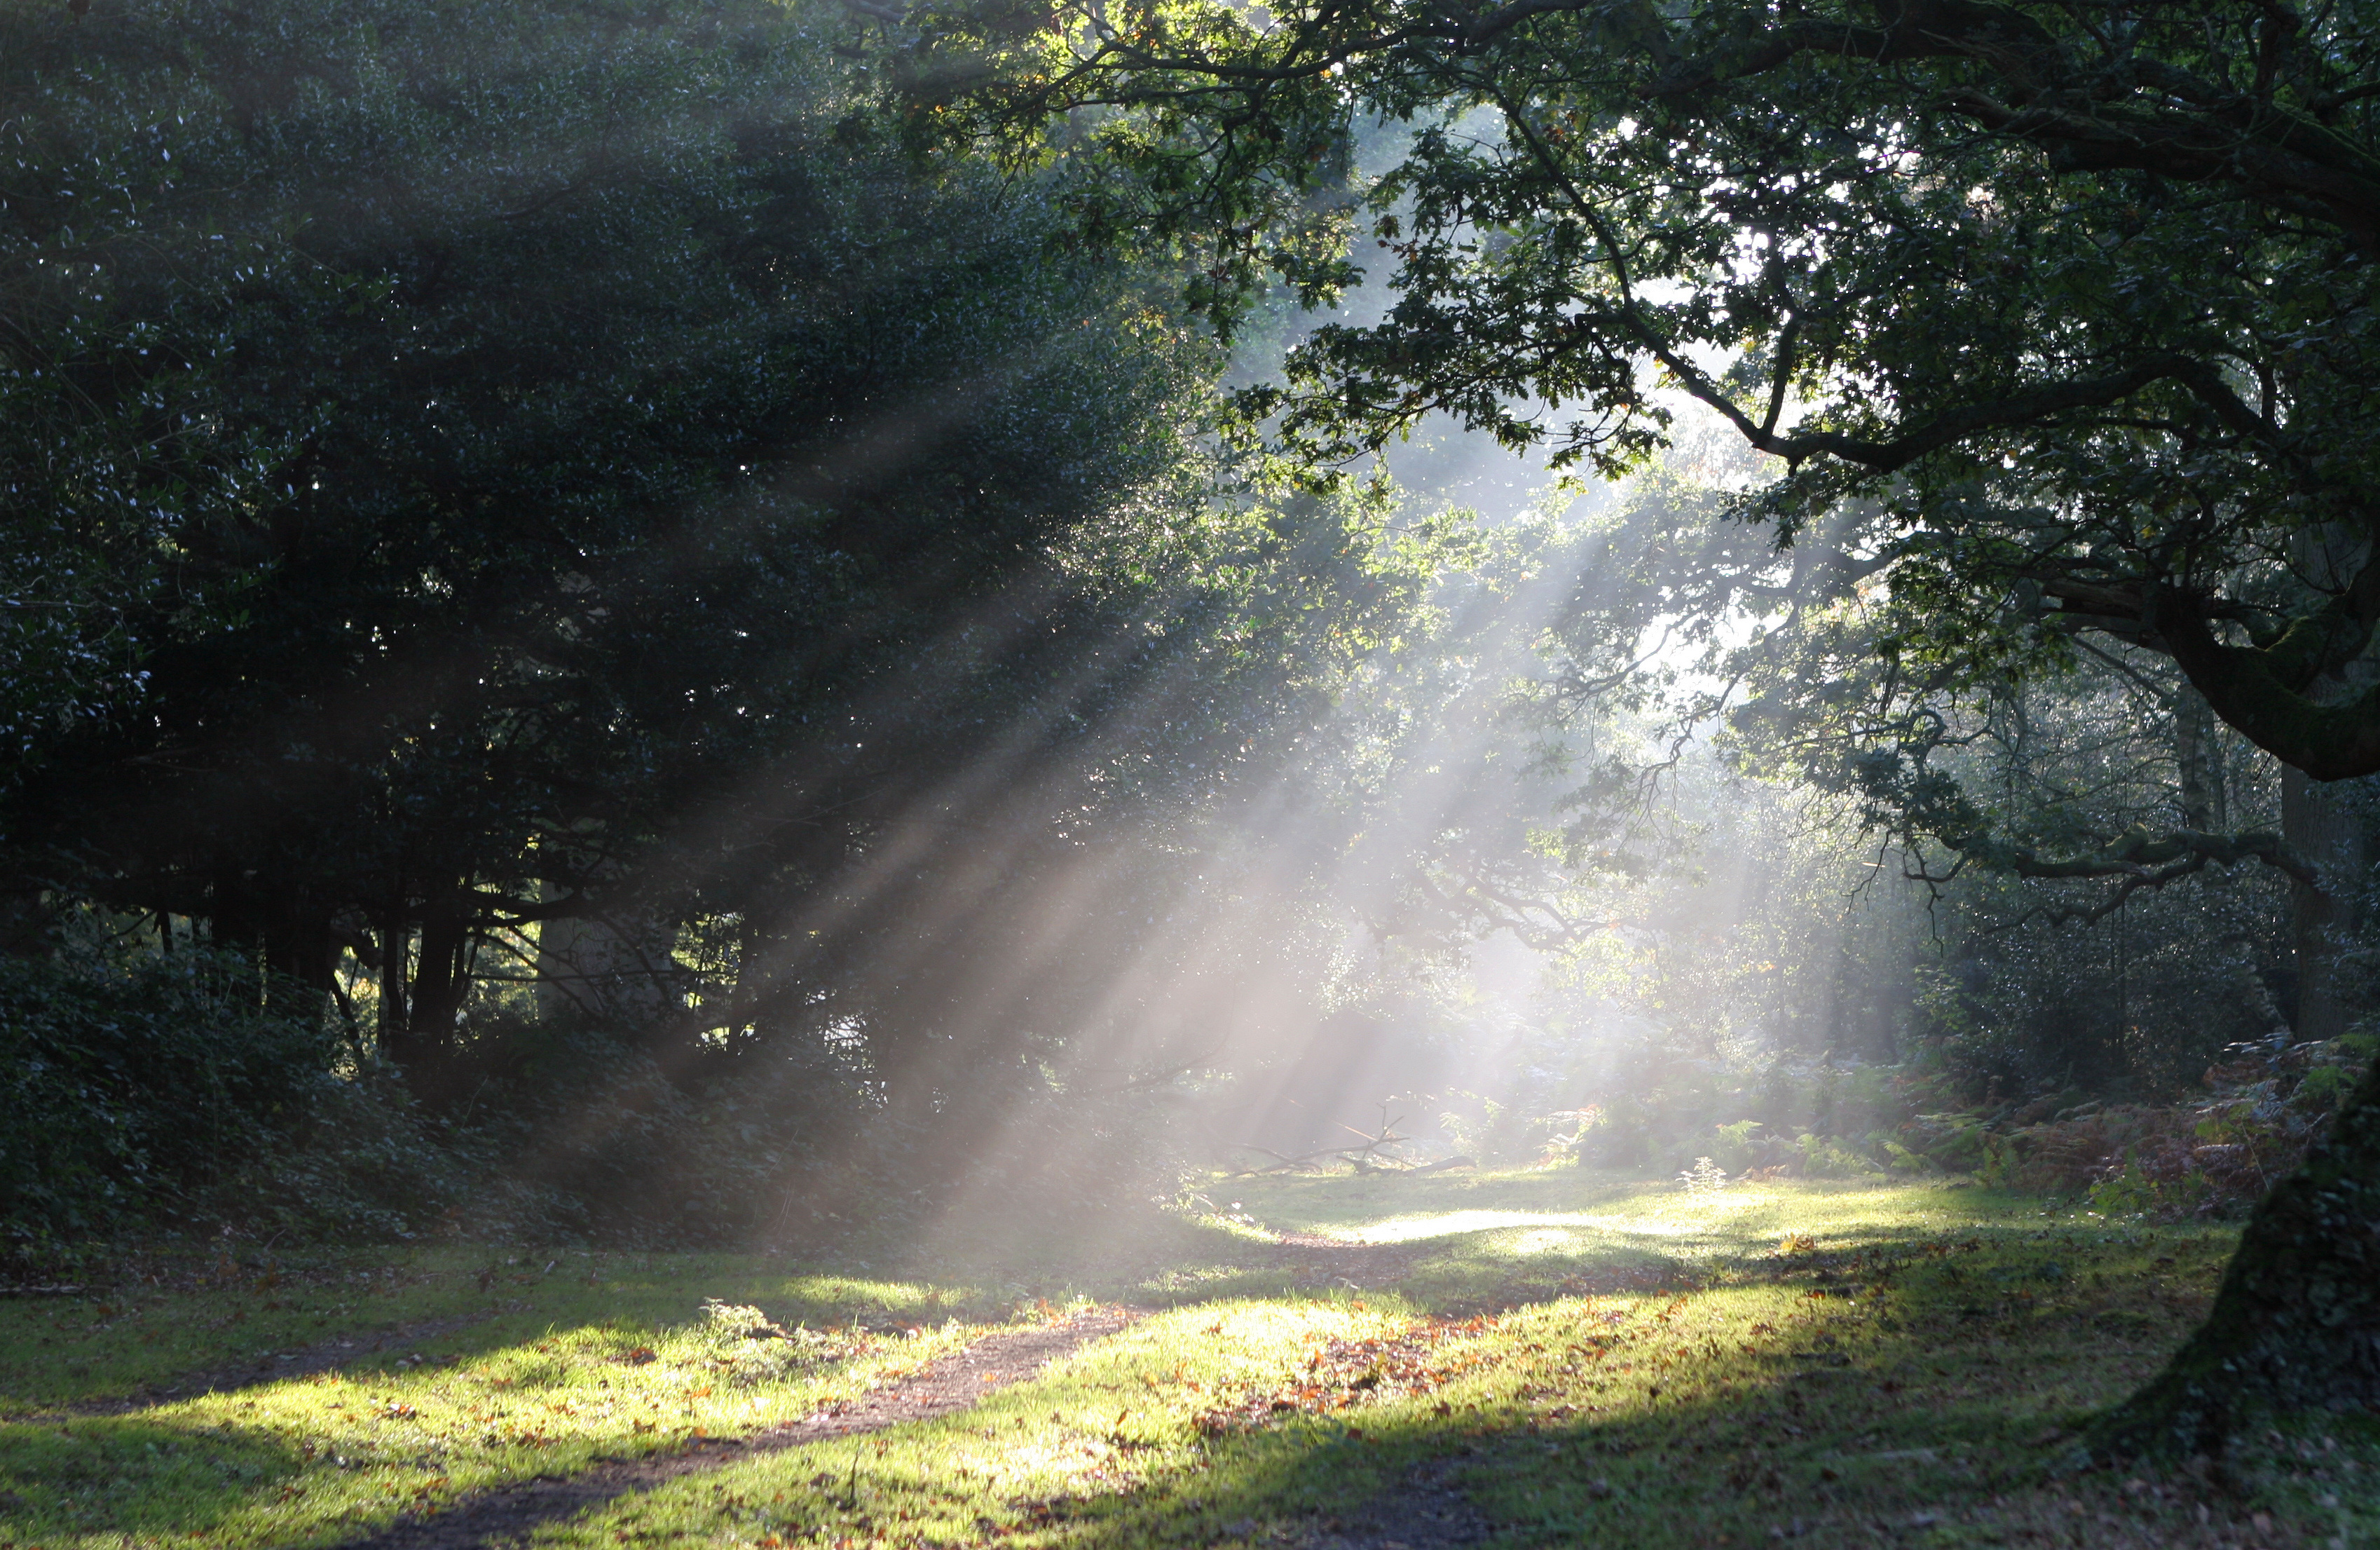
[1707,1119,1767,1174]
[1790,1131,1881,1179]
[0,942,338,1241]
[1974,1037,2369,1218]
[214,1067,478,1244]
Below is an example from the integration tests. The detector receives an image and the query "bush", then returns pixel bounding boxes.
[0,943,338,1240]
[215,1067,479,1244]
[0,937,1204,1252]
[1970,1036,2371,1218]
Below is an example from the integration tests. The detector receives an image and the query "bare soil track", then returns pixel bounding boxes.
[327,1307,1139,1550]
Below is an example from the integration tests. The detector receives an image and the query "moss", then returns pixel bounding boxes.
[2092,1054,2380,1460]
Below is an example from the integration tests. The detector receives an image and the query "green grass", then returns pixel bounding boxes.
[6,1171,2376,1549]
[0,1252,994,1411]
[0,1252,1024,1549]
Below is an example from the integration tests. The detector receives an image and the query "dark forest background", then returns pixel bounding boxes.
[3,0,2372,1267]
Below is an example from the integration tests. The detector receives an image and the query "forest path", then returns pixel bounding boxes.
[4,1177,2335,1550]
[325,1307,1138,1550]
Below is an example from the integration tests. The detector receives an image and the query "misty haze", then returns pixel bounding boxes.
[3,0,2376,1545]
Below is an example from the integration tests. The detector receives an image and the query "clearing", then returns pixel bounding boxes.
[3,1170,2372,1549]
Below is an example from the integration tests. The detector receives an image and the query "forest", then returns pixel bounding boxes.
[1,0,2376,1542]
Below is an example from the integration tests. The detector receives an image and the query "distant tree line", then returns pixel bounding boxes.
[0,0,1453,1239]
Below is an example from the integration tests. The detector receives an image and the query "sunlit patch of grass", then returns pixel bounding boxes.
[524,1297,1428,1550]
[0,1250,493,1410]
[527,1178,2367,1549]
[0,1266,1008,1550]
[0,1251,990,1412]
[11,1178,2376,1549]
[1233,1167,2002,1252]
[1204,1169,2043,1313]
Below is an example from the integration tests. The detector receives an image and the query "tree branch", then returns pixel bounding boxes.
[2153,582,2380,780]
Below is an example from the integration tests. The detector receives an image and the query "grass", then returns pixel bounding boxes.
[6,1170,2376,1549]
[0,1253,1013,1549]
[0,1252,992,1410]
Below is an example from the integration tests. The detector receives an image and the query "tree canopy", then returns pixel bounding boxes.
[912,0,2380,782]
[0,0,1444,1086]
[894,0,2380,1451]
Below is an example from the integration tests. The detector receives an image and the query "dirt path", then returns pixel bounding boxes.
[1265,1232,1430,1292]
[327,1307,1140,1550]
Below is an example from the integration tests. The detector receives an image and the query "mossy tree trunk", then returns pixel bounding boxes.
[2093,1054,2380,1458]
[2281,768,2364,1043]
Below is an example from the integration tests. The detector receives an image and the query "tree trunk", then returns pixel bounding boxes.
[2174,686,2227,834]
[406,906,471,1085]
[2091,1052,2380,1458]
[205,879,336,1017]
[374,899,472,1099]
[258,904,339,1011]
[376,908,418,1066]
[2281,767,2362,1042]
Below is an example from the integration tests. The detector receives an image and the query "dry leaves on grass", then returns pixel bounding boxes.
[1191,1317,1503,1436]
[1547,1265,1703,1298]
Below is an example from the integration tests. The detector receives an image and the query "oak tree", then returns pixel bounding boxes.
[913,0,2380,1452]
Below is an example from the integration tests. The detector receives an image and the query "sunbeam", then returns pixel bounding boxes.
[9,0,2380,1539]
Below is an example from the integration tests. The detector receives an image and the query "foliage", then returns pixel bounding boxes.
[1429,1094,1542,1168]
[1991,1033,2380,1218]
[212,1066,482,1246]
[0,935,337,1240]
[0,0,1217,1049]
[931,0,2380,786]
[1673,1155,1726,1196]
[0,0,1507,1211]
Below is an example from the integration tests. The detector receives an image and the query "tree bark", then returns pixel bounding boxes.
[259,906,339,1010]
[373,899,473,1099]
[2091,1054,2380,1458]
[406,906,471,1077]
[2174,686,2226,834]
[2281,767,2362,1042]
[205,876,338,1017]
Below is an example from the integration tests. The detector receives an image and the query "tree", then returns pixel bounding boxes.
[0,0,1476,1201]
[1,0,1210,1068]
[913,0,2380,1453]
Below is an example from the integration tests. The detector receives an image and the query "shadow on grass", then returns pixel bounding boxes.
[1045,1238,2277,1546]
[4,1185,2311,1550]
[0,1415,301,1537]
[791,1213,2272,1549]
[0,1276,1021,1545]
[0,1258,1010,1412]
